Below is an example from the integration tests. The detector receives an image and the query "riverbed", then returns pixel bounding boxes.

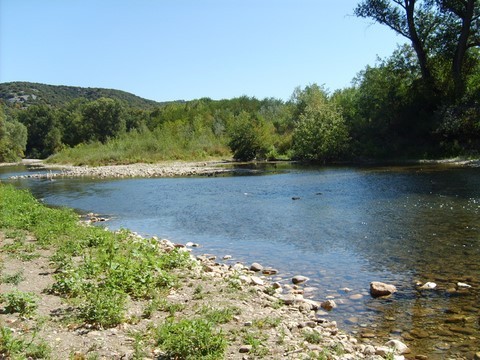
[2,162,479,359]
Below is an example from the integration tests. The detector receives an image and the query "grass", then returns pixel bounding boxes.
[0,184,193,329]
[155,318,227,359]
[1,270,25,285]
[0,326,51,359]
[1,290,38,317]
[47,125,231,166]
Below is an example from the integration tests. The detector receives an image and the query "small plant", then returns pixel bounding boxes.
[130,331,148,359]
[155,318,227,359]
[1,290,38,317]
[303,329,323,345]
[193,284,205,300]
[0,326,51,359]
[78,287,126,328]
[197,305,239,325]
[1,270,25,285]
[243,331,269,357]
[253,316,281,329]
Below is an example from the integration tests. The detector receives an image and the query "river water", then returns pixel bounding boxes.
[1,163,479,358]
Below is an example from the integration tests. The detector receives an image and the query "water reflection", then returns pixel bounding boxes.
[2,164,479,358]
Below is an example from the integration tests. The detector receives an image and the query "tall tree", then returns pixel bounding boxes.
[355,0,480,98]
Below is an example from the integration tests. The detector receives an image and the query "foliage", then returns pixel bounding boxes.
[81,97,126,143]
[291,85,349,161]
[0,326,51,359]
[155,318,227,359]
[78,287,126,328]
[0,81,161,108]
[228,111,273,161]
[1,290,38,317]
[16,104,62,158]
[354,0,480,99]
[0,184,193,331]
[0,105,27,162]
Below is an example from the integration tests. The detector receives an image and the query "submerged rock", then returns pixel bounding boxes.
[419,281,437,290]
[370,281,397,298]
[292,275,309,285]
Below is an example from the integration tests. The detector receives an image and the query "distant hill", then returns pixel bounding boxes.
[0,81,164,108]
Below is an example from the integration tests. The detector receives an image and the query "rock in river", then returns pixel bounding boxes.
[370,281,397,297]
[292,275,309,285]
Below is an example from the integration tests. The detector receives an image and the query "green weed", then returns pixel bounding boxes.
[303,329,323,345]
[78,287,126,328]
[155,318,227,359]
[1,290,38,317]
[1,270,25,285]
[0,326,51,359]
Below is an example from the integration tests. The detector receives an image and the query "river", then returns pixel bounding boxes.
[1,163,479,359]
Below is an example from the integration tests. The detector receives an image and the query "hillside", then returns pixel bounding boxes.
[0,81,163,108]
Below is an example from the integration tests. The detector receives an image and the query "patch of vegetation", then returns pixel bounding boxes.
[242,330,269,357]
[196,305,240,325]
[77,287,126,328]
[303,329,323,345]
[0,270,25,285]
[0,326,51,359]
[1,290,38,317]
[0,184,192,330]
[155,318,227,360]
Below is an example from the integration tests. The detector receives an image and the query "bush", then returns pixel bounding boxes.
[156,319,227,359]
[1,290,38,317]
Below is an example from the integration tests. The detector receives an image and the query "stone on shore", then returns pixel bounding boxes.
[250,262,263,272]
[385,339,410,354]
[321,300,337,311]
[292,275,309,285]
[370,281,397,297]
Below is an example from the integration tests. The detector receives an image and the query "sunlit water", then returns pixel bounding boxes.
[2,163,479,358]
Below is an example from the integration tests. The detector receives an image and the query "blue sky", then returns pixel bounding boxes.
[0,0,405,102]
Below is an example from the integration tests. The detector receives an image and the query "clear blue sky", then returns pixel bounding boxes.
[0,0,404,102]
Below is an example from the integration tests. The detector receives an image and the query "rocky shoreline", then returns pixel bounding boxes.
[1,218,414,359]
[8,160,236,179]
[3,157,480,180]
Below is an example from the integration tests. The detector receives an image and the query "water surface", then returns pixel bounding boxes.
[3,164,479,358]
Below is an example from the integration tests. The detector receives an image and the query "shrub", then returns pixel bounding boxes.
[155,319,227,359]
[1,290,38,317]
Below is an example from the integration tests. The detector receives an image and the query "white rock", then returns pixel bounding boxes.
[457,282,472,288]
[250,262,263,272]
[420,282,437,289]
[385,339,410,354]
[251,276,264,286]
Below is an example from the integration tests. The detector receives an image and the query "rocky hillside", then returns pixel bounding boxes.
[0,81,164,108]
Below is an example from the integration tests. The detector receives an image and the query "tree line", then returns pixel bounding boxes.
[1,0,478,164]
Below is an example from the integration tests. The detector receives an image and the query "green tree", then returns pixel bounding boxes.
[228,111,272,161]
[354,0,480,99]
[0,106,27,162]
[17,105,60,158]
[81,98,126,143]
[291,85,349,162]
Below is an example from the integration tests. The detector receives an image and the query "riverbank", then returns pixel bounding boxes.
[0,184,413,359]
[2,157,479,180]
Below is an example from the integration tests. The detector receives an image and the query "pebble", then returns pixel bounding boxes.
[239,345,252,353]
[250,262,263,272]
[420,282,437,289]
[349,294,364,300]
[292,275,309,285]
[321,300,337,311]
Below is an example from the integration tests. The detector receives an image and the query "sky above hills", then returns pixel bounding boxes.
[0,0,405,102]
